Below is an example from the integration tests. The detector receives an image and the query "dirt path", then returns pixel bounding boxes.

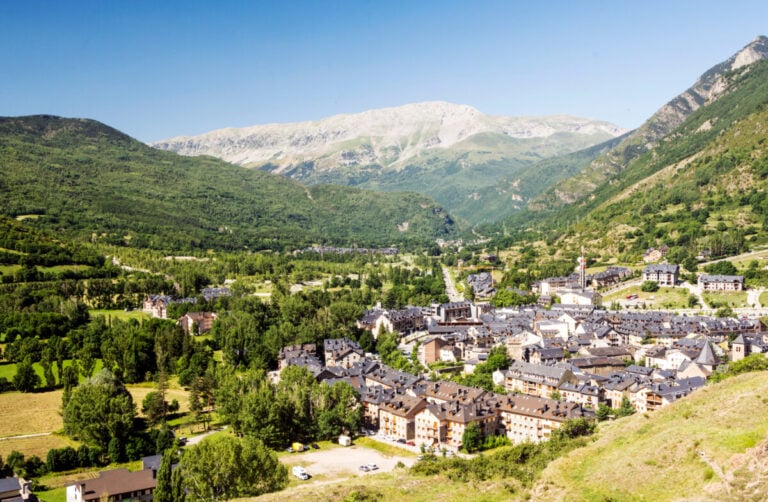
[0,432,52,441]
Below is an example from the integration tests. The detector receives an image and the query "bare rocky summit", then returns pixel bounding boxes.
[152,101,625,173]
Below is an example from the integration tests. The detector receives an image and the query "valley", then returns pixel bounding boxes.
[2,23,768,502]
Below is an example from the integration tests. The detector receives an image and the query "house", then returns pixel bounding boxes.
[642,264,679,287]
[66,468,157,502]
[643,246,669,263]
[414,400,497,449]
[698,274,744,292]
[177,311,217,334]
[501,361,575,398]
[324,338,365,368]
[493,394,589,444]
[419,336,449,365]
[365,307,425,337]
[142,295,172,319]
[437,301,474,322]
[200,287,231,301]
[377,393,428,441]
[0,477,32,502]
[559,289,602,307]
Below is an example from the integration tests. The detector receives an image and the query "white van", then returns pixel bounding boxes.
[292,466,309,480]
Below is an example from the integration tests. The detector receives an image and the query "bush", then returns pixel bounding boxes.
[641,281,659,292]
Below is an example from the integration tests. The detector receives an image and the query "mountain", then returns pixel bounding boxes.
[483,36,768,253]
[532,35,768,209]
[0,115,457,252]
[152,102,626,224]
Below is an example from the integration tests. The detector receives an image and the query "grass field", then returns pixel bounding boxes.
[532,372,768,501]
[702,291,749,308]
[604,285,692,309]
[0,382,191,460]
[89,309,150,322]
[0,359,104,385]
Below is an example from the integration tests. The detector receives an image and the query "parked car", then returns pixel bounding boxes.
[365,463,379,471]
[397,438,407,444]
[292,466,309,480]
[359,465,370,472]
[310,443,319,449]
[406,441,415,446]
[286,447,294,453]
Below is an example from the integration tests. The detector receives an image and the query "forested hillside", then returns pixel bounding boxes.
[0,116,457,252]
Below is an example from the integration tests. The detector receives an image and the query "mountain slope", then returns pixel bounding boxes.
[153,102,625,224]
[536,53,768,261]
[534,35,768,209]
[533,371,768,501]
[0,115,457,251]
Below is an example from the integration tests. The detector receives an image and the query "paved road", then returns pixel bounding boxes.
[442,265,464,302]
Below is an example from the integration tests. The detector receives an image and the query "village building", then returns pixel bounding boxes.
[642,264,679,287]
[324,338,365,369]
[499,361,575,398]
[66,467,157,502]
[377,393,427,441]
[177,311,217,334]
[697,274,745,292]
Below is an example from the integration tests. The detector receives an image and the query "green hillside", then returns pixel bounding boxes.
[533,371,768,501]
[0,116,457,251]
[302,130,620,226]
[485,56,768,258]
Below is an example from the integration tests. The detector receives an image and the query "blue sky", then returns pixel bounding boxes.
[2,1,767,142]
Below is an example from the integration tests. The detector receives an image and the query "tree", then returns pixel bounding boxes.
[617,396,635,417]
[641,281,659,292]
[461,422,483,453]
[715,306,735,318]
[61,363,79,407]
[176,435,287,500]
[596,403,612,421]
[13,357,40,392]
[153,448,179,502]
[63,369,137,451]
[142,391,168,427]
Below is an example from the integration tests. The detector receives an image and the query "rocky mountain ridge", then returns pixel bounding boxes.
[152,101,625,173]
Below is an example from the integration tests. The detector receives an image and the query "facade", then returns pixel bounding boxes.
[177,311,217,334]
[698,274,744,292]
[642,264,679,287]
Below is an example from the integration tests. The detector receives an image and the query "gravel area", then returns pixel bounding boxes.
[281,444,416,479]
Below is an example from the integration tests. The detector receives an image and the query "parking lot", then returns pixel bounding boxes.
[280,443,416,480]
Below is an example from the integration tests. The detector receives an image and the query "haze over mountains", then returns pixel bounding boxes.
[153,102,626,224]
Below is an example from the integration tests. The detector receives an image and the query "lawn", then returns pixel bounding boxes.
[89,309,150,322]
[603,285,692,309]
[702,291,749,308]
[0,359,104,386]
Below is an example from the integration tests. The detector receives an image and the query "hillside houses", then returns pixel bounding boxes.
[358,307,426,337]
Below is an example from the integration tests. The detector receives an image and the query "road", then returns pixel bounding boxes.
[442,265,464,302]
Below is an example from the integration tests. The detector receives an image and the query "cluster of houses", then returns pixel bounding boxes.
[352,300,765,416]
[142,288,231,334]
[640,262,745,291]
[300,246,399,255]
[466,272,495,298]
[278,339,591,449]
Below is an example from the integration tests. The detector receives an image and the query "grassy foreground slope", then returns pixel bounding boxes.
[533,371,768,501]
